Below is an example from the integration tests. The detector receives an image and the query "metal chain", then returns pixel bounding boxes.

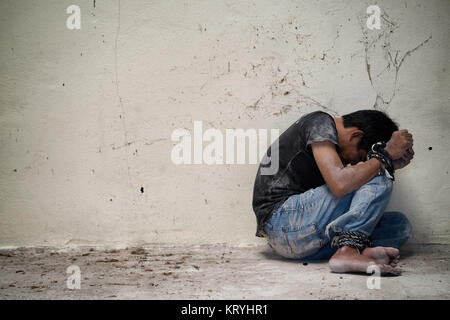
[367,141,395,181]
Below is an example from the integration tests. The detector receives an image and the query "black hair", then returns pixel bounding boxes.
[342,110,399,151]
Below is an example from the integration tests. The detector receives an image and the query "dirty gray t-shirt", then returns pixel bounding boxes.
[252,111,339,237]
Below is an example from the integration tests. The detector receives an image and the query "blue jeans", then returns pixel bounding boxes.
[263,175,412,260]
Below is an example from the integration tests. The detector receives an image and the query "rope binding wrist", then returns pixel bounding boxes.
[367,141,395,181]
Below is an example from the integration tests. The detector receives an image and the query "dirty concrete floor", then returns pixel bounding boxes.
[0,244,449,300]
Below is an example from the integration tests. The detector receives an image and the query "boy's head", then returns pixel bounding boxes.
[338,110,399,165]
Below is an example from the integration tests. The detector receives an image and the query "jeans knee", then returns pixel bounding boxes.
[368,174,393,195]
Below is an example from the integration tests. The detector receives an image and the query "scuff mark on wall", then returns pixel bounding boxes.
[144,138,168,146]
[358,11,432,111]
[245,72,339,120]
[114,0,136,202]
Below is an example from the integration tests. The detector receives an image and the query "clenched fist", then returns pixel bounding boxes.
[393,147,415,170]
[384,130,414,160]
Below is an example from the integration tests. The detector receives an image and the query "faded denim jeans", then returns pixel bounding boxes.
[263,175,412,260]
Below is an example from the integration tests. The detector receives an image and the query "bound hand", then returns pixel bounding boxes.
[393,147,414,170]
[384,130,413,160]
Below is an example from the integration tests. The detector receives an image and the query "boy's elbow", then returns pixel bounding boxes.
[330,183,348,198]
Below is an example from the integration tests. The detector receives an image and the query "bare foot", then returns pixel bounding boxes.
[362,246,400,267]
[329,246,401,276]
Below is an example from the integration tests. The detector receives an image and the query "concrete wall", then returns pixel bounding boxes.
[0,0,449,248]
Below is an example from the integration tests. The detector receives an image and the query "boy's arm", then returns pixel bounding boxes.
[311,142,381,197]
[312,130,413,198]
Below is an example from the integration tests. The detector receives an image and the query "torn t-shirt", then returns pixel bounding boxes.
[252,111,339,237]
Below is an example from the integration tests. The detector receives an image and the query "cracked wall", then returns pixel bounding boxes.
[0,0,449,247]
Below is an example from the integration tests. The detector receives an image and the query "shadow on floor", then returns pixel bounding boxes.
[257,246,329,264]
